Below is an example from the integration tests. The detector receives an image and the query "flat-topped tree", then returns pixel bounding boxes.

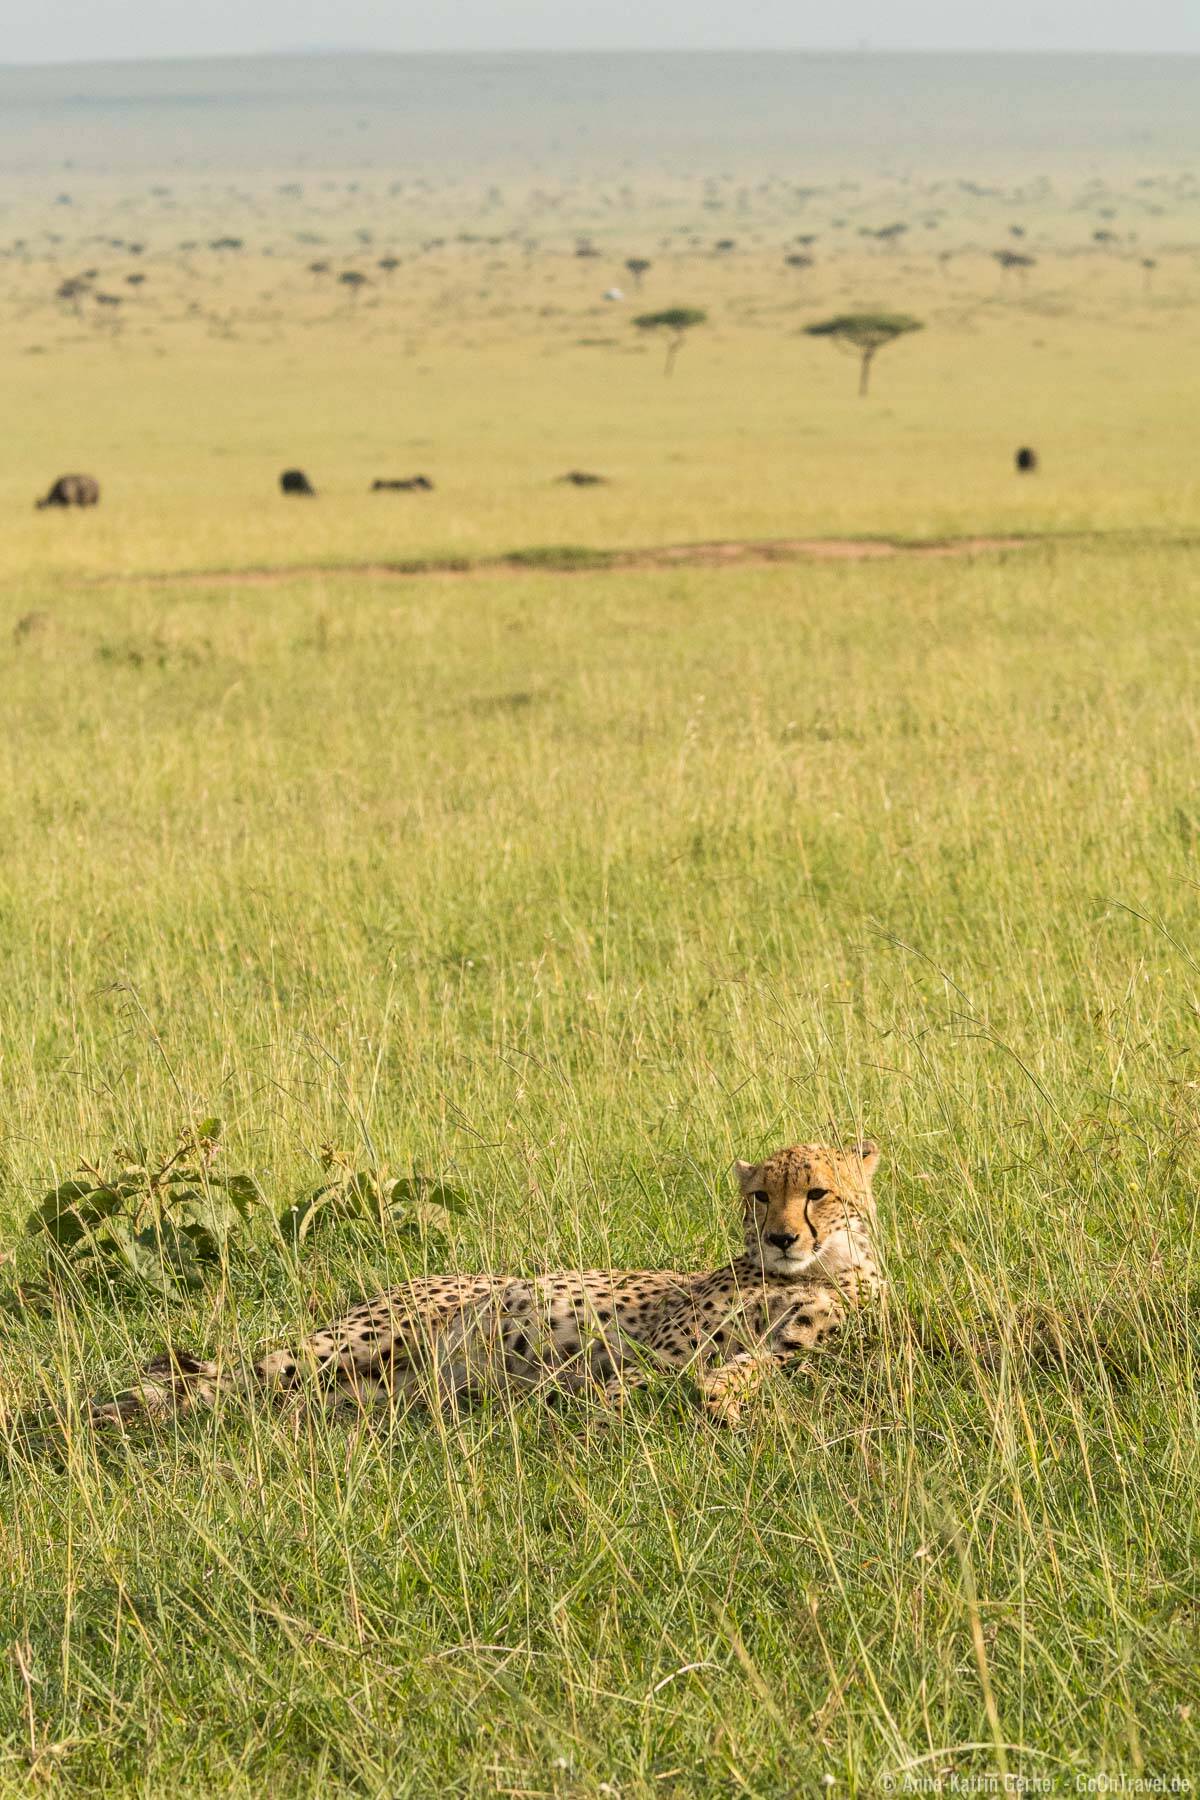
[994,249,1036,283]
[804,311,923,397]
[625,257,651,291]
[633,306,707,377]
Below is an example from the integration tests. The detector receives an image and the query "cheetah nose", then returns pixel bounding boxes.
[766,1232,800,1251]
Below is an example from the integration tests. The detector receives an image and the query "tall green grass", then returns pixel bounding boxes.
[1,544,1197,1794]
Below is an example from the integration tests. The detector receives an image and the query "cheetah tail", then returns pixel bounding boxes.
[87,1347,231,1427]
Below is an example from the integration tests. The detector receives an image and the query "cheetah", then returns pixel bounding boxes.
[90,1141,883,1430]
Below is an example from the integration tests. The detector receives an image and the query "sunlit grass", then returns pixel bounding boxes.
[2,183,1199,583]
[1,545,1198,1791]
[2,141,1199,1792]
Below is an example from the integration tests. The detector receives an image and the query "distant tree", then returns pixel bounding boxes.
[633,306,708,377]
[308,260,330,277]
[861,223,907,248]
[1141,256,1158,293]
[55,275,90,316]
[714,239,736,253]
[993,249,1036,284]
[338,270,369,300]
[625,256,651,291]
[784,253,813,273]
[378,255,401,278]
[804,311,923,396]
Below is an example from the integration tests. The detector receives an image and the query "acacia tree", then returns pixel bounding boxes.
[633,306,707,376]
[993,248,1036,285]
[804,311,923,396]
[338,269,369,302]
[55,275,91,317]
[625,256,651,291]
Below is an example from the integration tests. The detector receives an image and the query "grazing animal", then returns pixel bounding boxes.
[1015,446,1039,473]
[36,473,99,509]
[280,468,316,496]
[90,1142,883,1431]
[557,470,608,486]
[371,475,434,492]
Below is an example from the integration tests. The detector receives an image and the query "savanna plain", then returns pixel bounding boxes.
[1,53,1199,1798]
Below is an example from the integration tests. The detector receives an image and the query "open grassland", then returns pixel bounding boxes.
[1,543,1198,1794]
[2,154,1200,580]
[3,79,1200,1789]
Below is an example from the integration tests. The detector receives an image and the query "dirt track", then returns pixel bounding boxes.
[112,533,1036,588]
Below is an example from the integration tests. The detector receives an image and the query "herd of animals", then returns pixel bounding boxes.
[33,451,1039,511]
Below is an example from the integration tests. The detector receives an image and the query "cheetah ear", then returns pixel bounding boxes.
[733,1158,756,1190]
[854,1140,881,1180]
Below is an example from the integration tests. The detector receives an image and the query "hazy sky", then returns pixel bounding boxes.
[5,0,1199,64]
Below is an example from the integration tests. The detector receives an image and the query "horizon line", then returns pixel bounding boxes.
[3,44,1200,72]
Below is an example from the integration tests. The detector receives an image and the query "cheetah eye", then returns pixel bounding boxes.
[807,1187,829,1202]
[751,1190,769,1204]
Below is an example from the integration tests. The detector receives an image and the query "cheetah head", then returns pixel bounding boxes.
[734,1142,882,1293]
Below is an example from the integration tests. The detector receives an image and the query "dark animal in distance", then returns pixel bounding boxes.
[280,468,316,496]
[1015,446,1039,473]
[36,473,99,509]
[371,475,434,492]
[557,470,608,486]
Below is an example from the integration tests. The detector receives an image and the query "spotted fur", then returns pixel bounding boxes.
[92,1141,882,1430]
